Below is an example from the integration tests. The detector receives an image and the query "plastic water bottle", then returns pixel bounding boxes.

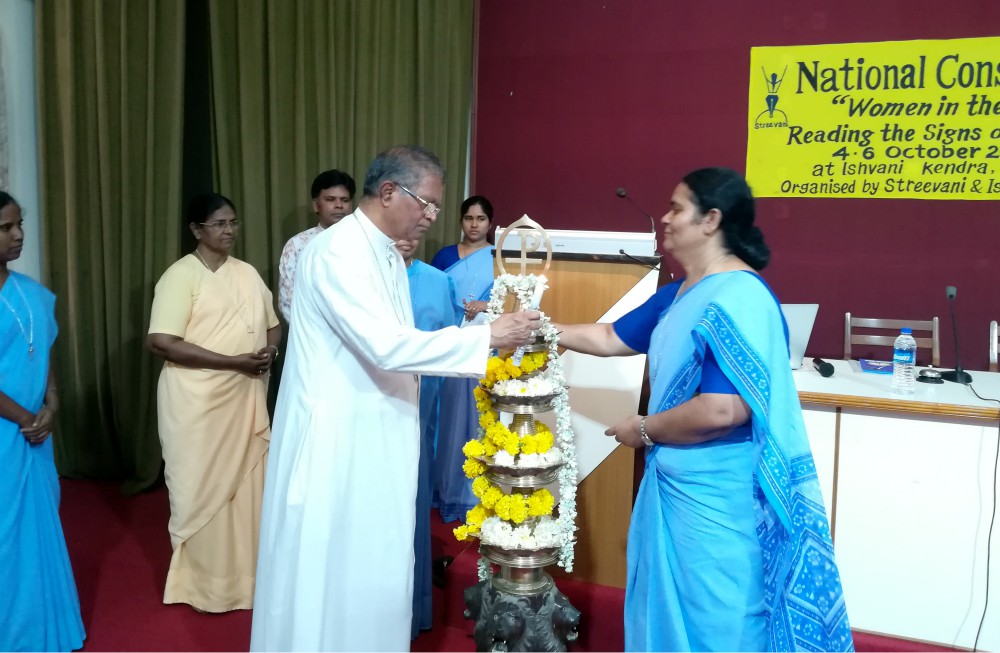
[891,327,917,395]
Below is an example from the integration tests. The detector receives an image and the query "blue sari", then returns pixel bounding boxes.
[0,273,85,651]
[624,271,852,652]
[407,260,463,638]
[432,246,495,522]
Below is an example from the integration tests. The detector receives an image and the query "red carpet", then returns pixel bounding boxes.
[59,479,957,651]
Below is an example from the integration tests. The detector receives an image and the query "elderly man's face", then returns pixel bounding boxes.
[390,174,442,241]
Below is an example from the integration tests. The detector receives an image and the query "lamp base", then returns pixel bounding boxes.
[940,369,973,384]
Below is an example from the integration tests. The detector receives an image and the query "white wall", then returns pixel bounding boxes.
[0,0,42,282]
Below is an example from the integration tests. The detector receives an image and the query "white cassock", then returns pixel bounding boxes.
[250,208,490,651]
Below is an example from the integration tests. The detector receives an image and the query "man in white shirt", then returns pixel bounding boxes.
[250,145,540,652]
[277,169,356,320]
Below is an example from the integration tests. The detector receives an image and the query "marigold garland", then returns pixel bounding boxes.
[453,273,578,578]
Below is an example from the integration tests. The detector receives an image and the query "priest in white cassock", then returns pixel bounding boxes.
[250,145,540,652]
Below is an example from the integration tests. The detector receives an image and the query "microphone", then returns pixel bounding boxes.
[616,187,656,234]
[618,248,658,270]
[812,357,834,377]
[941,285,973,384]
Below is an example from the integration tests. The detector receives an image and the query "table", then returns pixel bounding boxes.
[794,359,1000,649]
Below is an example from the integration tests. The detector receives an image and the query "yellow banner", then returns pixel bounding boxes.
[746,37,1000,200]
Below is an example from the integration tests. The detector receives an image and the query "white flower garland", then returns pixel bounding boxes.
[479,273,578,578]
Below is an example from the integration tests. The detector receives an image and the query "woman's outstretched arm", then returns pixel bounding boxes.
[552,322,639,358]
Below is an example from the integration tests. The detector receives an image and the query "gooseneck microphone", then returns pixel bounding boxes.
[941,285,973,384]
[617,248,658,270]
[812,357,835,377]
[616,187,656,234]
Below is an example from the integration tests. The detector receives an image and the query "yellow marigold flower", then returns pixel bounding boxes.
[536,430,554,453]
[479,411,498,429]
[463,458,486,479]
[508,496,529,524]
[503,432,520,456]
[504,359,523,379]
[486,422,508,447]
[494,495,512,520]
[467,504,489,528]
[483,439,499,456]
[535,421,551,434]
[472,476,491,498]
[520,352,548,373]
[473,384,489,402]
[454,525,470,541]
[463,439,486,458]
[520,435,538,455]
[482,486,504,510]
[483,358,505,387]
[527,488,555,517]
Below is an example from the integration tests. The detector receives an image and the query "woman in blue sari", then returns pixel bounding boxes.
[0,191,86,651]
[556,169,852,652]
[400,238,464,637]
[430,196,495,522]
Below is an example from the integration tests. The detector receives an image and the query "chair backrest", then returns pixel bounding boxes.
[990,320,998,373]
[844,313,940,367]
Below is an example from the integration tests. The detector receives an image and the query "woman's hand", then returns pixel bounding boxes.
[256,346,279,372]
[21,405,56,445]
[463,300,488,322]
[605,414,646,449]
[232,351,272,376]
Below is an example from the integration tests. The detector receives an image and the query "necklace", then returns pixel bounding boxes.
[354,215,407,325]
[0,275,35,357]
[194,248,226,272]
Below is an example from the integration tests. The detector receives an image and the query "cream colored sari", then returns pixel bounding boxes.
[149,254,277,612]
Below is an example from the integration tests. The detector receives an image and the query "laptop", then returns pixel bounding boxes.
[780,304,819,369]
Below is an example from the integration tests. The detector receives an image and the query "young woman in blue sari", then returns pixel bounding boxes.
[556,169,852,652]
[0,191,85,651]
[430,196,495,521]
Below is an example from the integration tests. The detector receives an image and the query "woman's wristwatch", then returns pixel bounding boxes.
[267,345,280,360]
[639,416,654,447]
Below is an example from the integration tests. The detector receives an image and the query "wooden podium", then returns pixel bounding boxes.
[495,250,661,588]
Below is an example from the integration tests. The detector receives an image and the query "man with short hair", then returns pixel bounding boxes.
[250,145,539,652]
[277,169,355,320]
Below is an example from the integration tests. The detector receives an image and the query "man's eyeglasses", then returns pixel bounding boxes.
[395,183,441,218]
[198,219,240,230]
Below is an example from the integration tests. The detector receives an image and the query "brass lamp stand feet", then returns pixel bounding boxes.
[463,565,580,652]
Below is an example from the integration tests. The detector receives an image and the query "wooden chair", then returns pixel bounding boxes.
[990,321,998,373]
[844,313,940,367]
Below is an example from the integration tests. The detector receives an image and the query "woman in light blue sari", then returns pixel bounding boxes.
[556,169,852,652]
[430,196,496,522]
[0,191,85,651]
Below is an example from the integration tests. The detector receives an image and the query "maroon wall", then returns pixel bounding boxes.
[474,0,1000,369]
